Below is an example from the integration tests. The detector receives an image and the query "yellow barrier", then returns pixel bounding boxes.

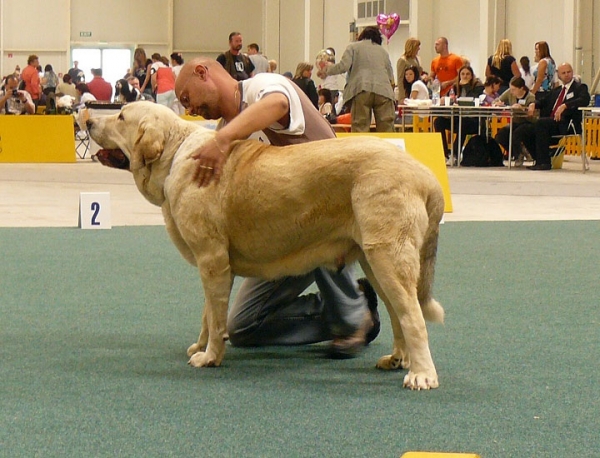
[0,115,75,163]
[336,132,452,213]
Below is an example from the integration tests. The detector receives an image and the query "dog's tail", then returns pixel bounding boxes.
[417,187,445,324]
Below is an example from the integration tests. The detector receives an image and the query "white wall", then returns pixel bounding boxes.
[1,0,598,90]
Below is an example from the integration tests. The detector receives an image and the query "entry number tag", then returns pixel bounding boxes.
[79,192,112,229]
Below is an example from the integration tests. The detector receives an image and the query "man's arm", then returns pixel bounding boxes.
[192,92,290,186]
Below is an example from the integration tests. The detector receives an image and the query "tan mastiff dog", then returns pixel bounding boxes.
[87,102,445,390]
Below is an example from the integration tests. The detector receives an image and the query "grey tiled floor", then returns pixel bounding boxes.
[1,156,599,228]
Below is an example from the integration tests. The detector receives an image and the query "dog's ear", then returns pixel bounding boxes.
[132,115,165,170]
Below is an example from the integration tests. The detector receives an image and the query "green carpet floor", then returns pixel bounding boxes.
[1,222,598,457]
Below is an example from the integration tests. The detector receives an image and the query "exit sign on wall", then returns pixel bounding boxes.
[80,31,92,37]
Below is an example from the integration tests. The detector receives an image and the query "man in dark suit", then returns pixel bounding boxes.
[522,62,590,170]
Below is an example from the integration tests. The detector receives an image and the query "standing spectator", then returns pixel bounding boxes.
[396,37,423,101]
[0,75,35,114]
[41,64,59,95]
[216,32,255,81]
[68,61,85,84]
[292,62,319,109]
[485,39,520,94]
[247,43,270,74]
[133,48,153,98]
[322,25,395,132]
[55,74,78,98]
[170,52,185,114]
[531,41,556,99]
[170,52,184,79]
[150,53,176,110]
[41,64,59,112]
[87,68,113,101]
[430,37,464,96]
[318,47,346,115]
[519,56,535,89]
[21,55,41,106]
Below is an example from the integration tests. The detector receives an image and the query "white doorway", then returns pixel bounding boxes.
[71,48,132,91]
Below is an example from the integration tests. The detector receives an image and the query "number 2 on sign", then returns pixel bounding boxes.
[91,202,101,225]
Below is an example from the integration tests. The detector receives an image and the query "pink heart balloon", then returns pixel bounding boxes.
[376,13,400,43]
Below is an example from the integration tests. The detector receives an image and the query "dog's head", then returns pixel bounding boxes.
[87,102,192,206]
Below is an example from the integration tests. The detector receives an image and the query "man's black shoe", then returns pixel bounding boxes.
[527,163,551,170]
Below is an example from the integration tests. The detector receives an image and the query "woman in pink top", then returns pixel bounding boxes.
[150,53,176,111]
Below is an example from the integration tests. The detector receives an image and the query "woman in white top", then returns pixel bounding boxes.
[402,66,429,102]
[170,52,185,114]
[74,82,96,110]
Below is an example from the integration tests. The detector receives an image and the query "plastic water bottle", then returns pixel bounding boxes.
[448,87,456,105]
[431,78,441,105]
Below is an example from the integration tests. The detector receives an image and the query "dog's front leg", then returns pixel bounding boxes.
[188,251,233,368]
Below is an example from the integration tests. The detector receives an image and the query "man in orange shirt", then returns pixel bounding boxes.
[430,37,464,96]
[21,55,41,105]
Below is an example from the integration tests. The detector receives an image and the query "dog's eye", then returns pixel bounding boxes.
[118,113,124,121]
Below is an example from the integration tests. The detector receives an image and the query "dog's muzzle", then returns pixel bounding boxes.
[95,149,131,170]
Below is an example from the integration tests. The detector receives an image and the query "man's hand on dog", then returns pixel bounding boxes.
[191,136,229,186]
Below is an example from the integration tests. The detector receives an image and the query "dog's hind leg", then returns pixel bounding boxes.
[188,248,233,368]
[359,257,410,371]
[361,210,439,390]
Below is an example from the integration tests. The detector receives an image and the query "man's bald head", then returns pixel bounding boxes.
[175,57,237,120]
[557,62,574,85]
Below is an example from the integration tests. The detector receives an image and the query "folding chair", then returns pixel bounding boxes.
[549,120,581,170]
[75,127,91,159]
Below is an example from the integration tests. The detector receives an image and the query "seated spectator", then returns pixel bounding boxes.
[318,88,337,124]
[127,76,154,101]
[115,79,139,103]
[150,53,176,110]
[55,74,78,98]
[74,83,97,110]
[402,65,429,102]
[480,76,502,106]
[493,76,536,164]
[434,65,484,160]
[519,62,590,170]
[0,75,35,114]
[292,62,319,109]
[87,68,113,101]
[454,65,484,98]
[268,59,278,73]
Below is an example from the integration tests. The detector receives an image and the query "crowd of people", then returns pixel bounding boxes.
[395,36,590,170]
[1,31,592,171]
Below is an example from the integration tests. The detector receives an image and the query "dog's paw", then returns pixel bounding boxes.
[188,351,221,368]
[376,354,408,370]
[403,370,439,390]
[187,342,206,357]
